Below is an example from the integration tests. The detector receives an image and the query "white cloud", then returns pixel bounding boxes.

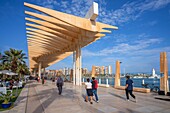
[34,0,94,17]
[83,37,163,57]
[138,33,151,38]
[105,38,162,54]
[99,46,170,73]
[148,20,158,26]
[32,0,170,26]
[82,49,106,56]
[97,0,170,25]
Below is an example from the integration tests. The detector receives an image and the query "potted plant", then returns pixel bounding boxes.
[0,92,13,109]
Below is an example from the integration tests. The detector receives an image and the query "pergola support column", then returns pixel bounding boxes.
[73,51,76,85]
[160,52,169,95]
[33,69,36,76]
[75,38,82,86]
[38,62,42,79]
[114,60,121,87]
[43,68,45,77]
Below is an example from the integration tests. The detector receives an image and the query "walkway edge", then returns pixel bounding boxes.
[8,82,29,113]
[34,83,46,113]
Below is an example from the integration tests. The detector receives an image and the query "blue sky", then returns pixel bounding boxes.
[0,0,170,74]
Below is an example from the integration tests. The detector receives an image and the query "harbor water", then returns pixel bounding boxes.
[82,77,170,90]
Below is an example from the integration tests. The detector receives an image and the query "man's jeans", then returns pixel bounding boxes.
[92,89,98,101]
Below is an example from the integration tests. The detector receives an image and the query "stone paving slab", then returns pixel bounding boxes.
[2,80,170,113]
[26,83,45,113]
[30,81,170,113]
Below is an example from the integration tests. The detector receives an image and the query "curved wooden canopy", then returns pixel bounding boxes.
[24,2,118,70]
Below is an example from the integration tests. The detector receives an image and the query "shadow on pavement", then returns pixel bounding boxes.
[29,83,79,113]
[109,92,126,100]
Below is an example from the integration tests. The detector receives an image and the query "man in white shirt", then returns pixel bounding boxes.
[85,78,93,104]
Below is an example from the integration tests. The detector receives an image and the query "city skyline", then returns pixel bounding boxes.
[0,0,170,73]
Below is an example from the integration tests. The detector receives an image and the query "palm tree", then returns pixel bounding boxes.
[0,62,11,70]
[0,48,27,73]
[0,52,2,70]
[17,63,29,78]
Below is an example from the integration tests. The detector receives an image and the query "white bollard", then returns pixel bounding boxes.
[106,78,109,87]
[106,78,109,85]
[99,78,101,84]
[142,79,145,84]
[167,80,169,92]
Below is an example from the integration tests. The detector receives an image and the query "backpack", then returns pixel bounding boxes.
[57,77,63,83]
[94,80,98,89]
[57,77,63,86]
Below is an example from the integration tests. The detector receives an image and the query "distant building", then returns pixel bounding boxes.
[108,65,112,74]
[92,65,112,76]
[46,69,56,76]
[92,66,96,76]
[82,68,88,75]
[101,66,105,74]
[105,66,108,74]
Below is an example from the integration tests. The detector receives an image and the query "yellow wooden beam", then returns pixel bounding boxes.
[27,31,71,43]
[24,2,118,32]
[25,18,79,38]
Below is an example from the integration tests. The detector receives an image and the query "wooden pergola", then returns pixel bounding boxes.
[24,2,118,85]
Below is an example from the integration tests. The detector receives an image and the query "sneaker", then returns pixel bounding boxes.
[134,98,137,103]
[84,100,88,102]
[96,100,99,103]
[90,102,93,104]
[127,99,129,101]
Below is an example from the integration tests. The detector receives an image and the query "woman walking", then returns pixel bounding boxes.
[85,78,93,104]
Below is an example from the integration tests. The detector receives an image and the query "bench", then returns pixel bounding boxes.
[114,86,150,93]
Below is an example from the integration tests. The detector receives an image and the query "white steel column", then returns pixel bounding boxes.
[75,36,82,86]
[76,45,80,85]
[73,51,76,85]
[79,44,82,86]
[38,62,42,79]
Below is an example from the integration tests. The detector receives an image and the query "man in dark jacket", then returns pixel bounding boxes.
[125,76,136,102]
[56,76,64,95]
[91,77,99,103]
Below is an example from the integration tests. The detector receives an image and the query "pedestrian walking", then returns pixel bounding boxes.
[125,76,136,102]
[85,78,93,104]
[91,77,99,103]
[56,76,64,95]
[42,75,45,85]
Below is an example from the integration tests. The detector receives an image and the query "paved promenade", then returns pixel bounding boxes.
[1,80,170,113]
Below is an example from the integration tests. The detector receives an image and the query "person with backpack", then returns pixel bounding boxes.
[56,76,64,95]
[91,77,99,103]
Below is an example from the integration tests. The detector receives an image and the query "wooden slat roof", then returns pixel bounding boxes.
[24,2,118,70]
